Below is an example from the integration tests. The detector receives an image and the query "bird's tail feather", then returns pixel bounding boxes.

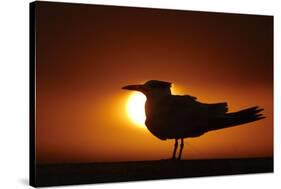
[208,106,265,131]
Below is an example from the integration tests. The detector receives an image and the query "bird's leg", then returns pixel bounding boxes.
[177,138,184,160]
[172,139,178,159]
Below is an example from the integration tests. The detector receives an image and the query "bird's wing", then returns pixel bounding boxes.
[154,95,205,124]
[163,95,197,107]
[146,95,230,139]
[154,95,228,132]
[165,96,228,116]
[201,102,228,117]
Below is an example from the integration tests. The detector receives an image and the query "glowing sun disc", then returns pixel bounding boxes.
[126,92,146,127]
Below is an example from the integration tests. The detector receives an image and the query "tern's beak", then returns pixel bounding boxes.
[122,84,144,91]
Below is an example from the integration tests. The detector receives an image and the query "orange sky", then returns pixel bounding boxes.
[34,2,273,164]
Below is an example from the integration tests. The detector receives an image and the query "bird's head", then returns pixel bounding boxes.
[122,80,172,98]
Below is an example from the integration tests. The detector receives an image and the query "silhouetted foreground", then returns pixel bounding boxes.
[35,157,273,187]
[122,80,265,159]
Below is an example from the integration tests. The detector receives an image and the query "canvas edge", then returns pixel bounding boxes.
[29,1,36,187]
[33,0,274,17]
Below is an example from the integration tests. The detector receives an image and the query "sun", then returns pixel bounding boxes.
[126,92,147,128]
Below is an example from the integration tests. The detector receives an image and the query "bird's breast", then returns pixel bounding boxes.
[144,99,163,120]
[144,99,175,139]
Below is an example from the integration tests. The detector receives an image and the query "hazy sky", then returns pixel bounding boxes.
[35,2,273,163]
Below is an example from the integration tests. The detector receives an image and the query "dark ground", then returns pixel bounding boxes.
[34,157,273,187]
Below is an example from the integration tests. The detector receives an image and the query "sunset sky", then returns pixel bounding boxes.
[35,2,273,164]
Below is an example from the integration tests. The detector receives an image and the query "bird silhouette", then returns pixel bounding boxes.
[122,80,265,160]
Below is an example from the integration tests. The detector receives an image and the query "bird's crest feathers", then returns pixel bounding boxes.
[144,80,172,88]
